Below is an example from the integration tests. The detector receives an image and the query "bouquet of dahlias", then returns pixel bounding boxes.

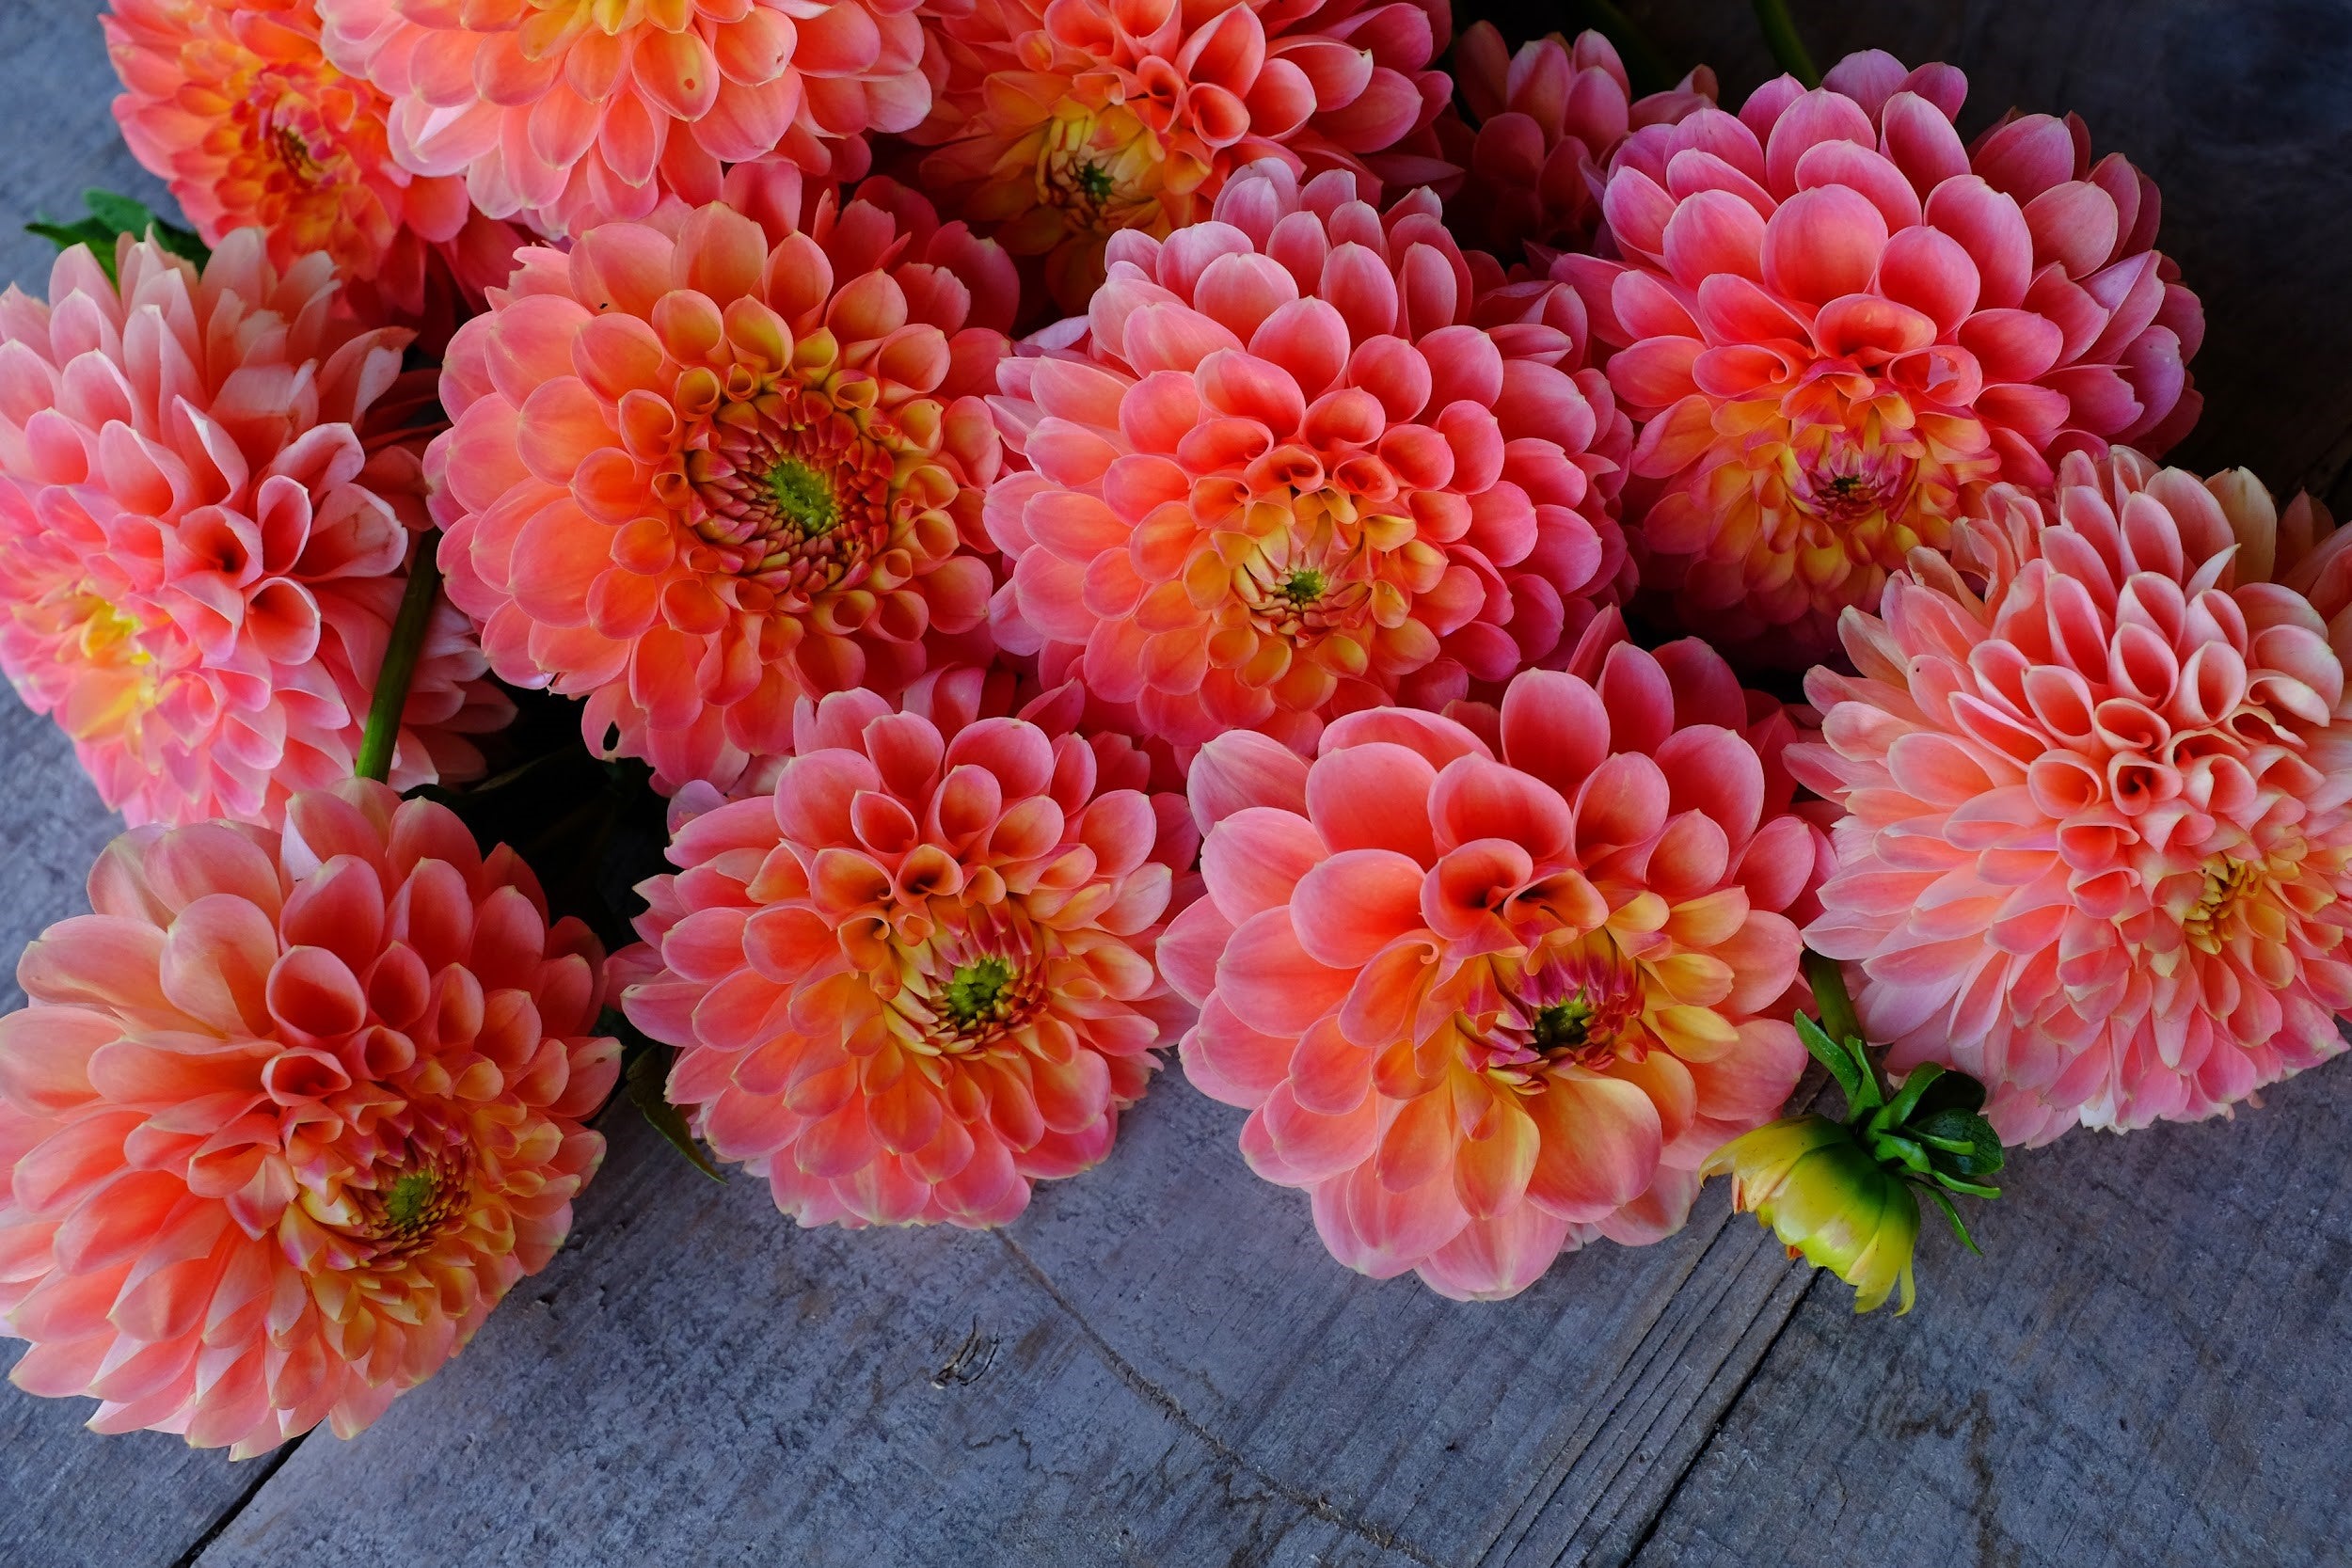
[0,0,2333,1462]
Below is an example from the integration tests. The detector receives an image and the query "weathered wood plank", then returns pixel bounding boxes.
[0,2,173,303]
[1627,1065,2352,1568]
[0,9,267,1566]
[188,1077,1818,1567]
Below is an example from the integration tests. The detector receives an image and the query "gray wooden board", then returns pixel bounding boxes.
[0,2,2346,1565]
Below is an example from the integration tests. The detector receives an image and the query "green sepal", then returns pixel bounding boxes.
[601,1007,724,1182]
[1795,1012,1879,1114]
[1874,1061,1945,1129]
[26,190,209,285]
[1864,1130,1934,1179]
[1919,1184,1981,1254]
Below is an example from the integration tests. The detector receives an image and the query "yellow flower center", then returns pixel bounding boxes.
[2181,851,2289,956]
[891,918,1049,1057]
[1036,104,1164,235]
[61,593,158,742]
[674,374,904,603]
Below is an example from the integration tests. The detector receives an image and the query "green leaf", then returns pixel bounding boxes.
[1910,1107,2006,1179]
[1795,1011,1872,1109]
[602,1008,724,1182]
[1919,1184,1981,1254]
[25,190,211,284]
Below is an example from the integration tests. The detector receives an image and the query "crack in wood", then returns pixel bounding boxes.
[169,1436,305,1568]
[1614,1274,1820,1568]
[994,1231,1451,1568]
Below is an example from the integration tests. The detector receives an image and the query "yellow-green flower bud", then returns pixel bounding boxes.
[1706,1116,1922,1314]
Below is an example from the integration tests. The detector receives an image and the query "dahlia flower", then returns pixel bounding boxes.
[984,159,1632,753]
[0,783,618,1456]
[317,0,931,239]
[1161,625,1827,1299]
[914,0,1455,312]
[0,233,510,828]
[1793,449,2352,1146]
[431,178,1016,795]
[107,0,524,324]
[1566,49,2204,662]
[616,674,1197,1227]
[1444,24,1715,267]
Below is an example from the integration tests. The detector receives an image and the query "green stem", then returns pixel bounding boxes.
[1803,948,1892,1101]
[1802,949,1860,1046]
[354,531,442,784]
[1751,0,1821,88]
[1570,0,1680,98]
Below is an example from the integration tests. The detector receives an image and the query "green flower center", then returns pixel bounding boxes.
[1075,161,1116,203]
[1277,567,1327,607]
[382,1170,437,1234]
[1532,996,1596,1054]
[942,958,1015,1027]
[766,456,838,536]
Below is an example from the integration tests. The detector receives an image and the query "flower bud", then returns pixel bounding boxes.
[1707,1116,1923,1314]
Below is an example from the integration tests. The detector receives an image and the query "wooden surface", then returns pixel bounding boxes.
[4,2,2351,1564]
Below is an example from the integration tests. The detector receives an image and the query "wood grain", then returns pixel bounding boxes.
[1627,1064,2352,1568]
[0,3,2348,1566]
[189,1081,1821,1567]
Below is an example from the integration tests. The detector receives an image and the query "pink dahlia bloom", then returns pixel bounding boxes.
[0,783,618,1455]
[984,160,1632,752]
[1567,49,2204,663]
[1445,24,1715,267]
[1161,625,1826,1299]
[107,0,525,325]
[1793,450,2352,1146]
[317,0,931,239]
[0,234,510,828]
[616,675,1198,1227]
[913,0,1455,313]
[431,176,1016,795]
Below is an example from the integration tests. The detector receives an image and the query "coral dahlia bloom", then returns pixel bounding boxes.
[0,783,618,1456]
[1568,49,2204,662]
[1445,24,1715,267]
[914,0,1455,312]
[616,675,1197,1227]
[431,177,1016,795]
[317,0,931,238]
[1161,626,1826,1299]
[1793,450,2352,1146]
[984,160,1631,752]
[0,234,510,828]
[107,0,523,323]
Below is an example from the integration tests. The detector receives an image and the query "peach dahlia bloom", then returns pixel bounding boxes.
[984,160,1631,752]
[316,0,930,239]
[431,178,1015,795]
[1567,50,2203,663]
[1793,450,2352,1146]
[1162,625,1826,1299]
[0,234,510,829]
[1444,24,1715,267]
[616,674,1197,1227]
[914,0,1454,312]
[107,0,524,323]
[0,783,618,1455]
